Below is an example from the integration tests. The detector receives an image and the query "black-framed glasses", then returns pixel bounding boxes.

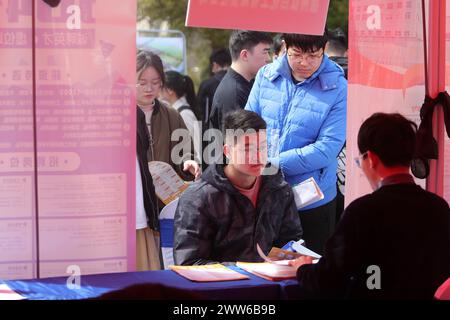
[287,49,324,63]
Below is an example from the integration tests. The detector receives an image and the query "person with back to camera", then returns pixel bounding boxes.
[288,113,450,299]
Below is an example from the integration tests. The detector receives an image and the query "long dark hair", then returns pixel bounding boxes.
[164,70,196,108]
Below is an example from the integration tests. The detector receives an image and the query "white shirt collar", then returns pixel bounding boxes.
[172,96,189,111]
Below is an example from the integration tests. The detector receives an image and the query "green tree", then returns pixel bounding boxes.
[138,0,230,48]
[138,0,231,87]
[327,0,349,34]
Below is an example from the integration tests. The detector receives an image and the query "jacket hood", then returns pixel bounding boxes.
[264,53,345,91]
[201,163,289,194]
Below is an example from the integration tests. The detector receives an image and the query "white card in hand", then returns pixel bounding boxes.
[292,177,324,209]
[291,240,322,259]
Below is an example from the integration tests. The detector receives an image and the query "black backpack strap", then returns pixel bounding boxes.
[177,105,192,114]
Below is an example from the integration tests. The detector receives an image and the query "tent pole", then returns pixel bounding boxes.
[426,0,445,196]
[31,0,41,279]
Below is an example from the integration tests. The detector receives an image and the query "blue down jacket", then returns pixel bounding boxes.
[245,54,347,210]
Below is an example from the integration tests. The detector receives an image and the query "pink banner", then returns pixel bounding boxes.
[186,0,329,35]
[0,0,35,280]
[0,0,136,279]
[346,0,427,206]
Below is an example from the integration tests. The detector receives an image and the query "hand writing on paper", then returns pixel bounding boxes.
[183,160,201,180]
[287,255,314,270]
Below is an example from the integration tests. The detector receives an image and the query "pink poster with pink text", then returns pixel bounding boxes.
[0,0,136,279]
[346,0,427,206]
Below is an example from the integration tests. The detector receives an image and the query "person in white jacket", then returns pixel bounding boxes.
[161,70,202,162]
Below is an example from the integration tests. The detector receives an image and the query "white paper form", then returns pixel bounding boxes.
[292,177,324,209]
[148,161,188,204]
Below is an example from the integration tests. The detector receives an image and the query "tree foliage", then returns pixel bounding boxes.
[327,0,349,34]
[138,0,231,49]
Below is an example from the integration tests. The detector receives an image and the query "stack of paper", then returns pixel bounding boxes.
[170,264,249,282]
[236,262,297,281]
[240,243,321,281]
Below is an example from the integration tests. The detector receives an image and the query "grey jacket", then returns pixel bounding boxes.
[173,163,303,265]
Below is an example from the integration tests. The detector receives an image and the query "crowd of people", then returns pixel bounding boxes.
[135,29,450,299]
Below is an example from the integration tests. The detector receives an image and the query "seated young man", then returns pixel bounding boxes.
[173,109,302,265]
[288,113,450,299]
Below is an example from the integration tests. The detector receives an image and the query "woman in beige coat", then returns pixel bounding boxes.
[135,50,200,271]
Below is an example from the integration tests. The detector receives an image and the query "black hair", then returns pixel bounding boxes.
[136,50,165,85]
[229,30,273,61]
[326,28,347,57]
[327,39,347,57]
[329,28,347,46]
[357,113,418,167]
[273,34,284,56]
[223,109,266,139]
[210,48,231,68]
[164,70,196,108]
[283,29,328,53]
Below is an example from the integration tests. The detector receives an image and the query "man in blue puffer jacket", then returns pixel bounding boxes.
[245,31,347,255]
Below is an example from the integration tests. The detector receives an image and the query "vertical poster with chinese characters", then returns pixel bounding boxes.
[346,0,426,206]
[0,0,36,280]
[0,0,137,279]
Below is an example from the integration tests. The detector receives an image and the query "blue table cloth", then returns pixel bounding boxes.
[3,266,301,300]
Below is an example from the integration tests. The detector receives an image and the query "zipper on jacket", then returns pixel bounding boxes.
[251,184,275,251]
[140,157,159,230]
[143,117,159,229]
[148,122,155,162]
[280,84,298,144]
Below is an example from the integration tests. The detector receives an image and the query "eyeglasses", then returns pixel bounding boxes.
[354,152,368,168]
[136,79,162,91]
[287,49,323,63]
